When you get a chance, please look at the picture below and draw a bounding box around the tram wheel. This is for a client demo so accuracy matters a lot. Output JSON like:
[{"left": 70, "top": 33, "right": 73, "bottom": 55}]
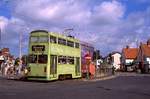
[{"left": 59, "top": 75, "right": 65, "bottom": 80}]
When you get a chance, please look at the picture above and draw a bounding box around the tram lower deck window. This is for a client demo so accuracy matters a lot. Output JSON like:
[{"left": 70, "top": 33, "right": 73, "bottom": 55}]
[
  {"left": 29, "top": 55, "right": 37, "bottom": 63},
  {"left": 38, "top": 55, "right": 48, "bottom": 63},
  {"left": 28, "top": 54, "right": 47, "bottom": 64},
  {"left": 58, "top": 56, "right": 66, "bottom": 64},
  {"left": 67, "top": 57, "right": 74, "bottom": 64}
]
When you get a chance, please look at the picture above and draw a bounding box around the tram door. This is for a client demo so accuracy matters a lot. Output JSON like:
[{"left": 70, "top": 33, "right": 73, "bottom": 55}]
[
  {"left": 75, "top": 57, "right": 80, "bottom": 76},
  {"left": 50, "top": 55, "right": 57, "bottom": 77}
]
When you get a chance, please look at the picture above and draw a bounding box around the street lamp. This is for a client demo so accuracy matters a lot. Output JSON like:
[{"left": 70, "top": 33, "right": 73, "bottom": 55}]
[
  {"left": 0, "top": 20, "right": 2, "bottom": 50},
  {"left": 18, "top": 26, "right": 29, "bottom": 74},
  {"left": 0, "top": 25, "right": 1, "bottom": 50},
  {"left": 18, "top": 31, "right": 22, "bottom": 74}
]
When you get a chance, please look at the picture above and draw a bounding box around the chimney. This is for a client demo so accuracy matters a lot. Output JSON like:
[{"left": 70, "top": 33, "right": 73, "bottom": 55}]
[
  {"left": 126, "top": 45, "right": 129, "bottom": 49},
  {"left": 147, "top": 39, "right": 150, "bottom": 47}
]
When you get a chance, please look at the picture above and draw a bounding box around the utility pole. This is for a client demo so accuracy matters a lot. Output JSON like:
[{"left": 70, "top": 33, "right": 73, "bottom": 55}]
[
  {"left": 19, "top": 31, "right": 22, "bottom": 74},
  {"left": 0, "top": 20, "right": 2, "bottom": 50},
  {"left": 19, "top": 31, "right": 22, "bottom": 60},
  {"left": 0, "top": 27, "right": 1, "bottom": 50}
]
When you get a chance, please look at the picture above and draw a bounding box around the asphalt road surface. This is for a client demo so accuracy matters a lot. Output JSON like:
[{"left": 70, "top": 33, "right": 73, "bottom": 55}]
[{"left": 0, "top": 73, "right": 150, "bottom": 99}]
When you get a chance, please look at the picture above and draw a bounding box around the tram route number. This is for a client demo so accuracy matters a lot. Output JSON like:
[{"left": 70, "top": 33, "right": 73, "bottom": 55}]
[{"left": 32, "top": 45, "right": 45, "bottom": 52}]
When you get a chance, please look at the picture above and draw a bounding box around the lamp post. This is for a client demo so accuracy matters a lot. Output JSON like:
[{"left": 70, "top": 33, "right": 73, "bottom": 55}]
[
  {"left": 0, "top": 20, "right": 2, "bottom": 50},
  {"left": 18, "top": 31, "right": 22, "bottom": 74},
  {"left": 0, "top": 25, "right": 1, "bottom": 50},
  {"left": 18, "top": 26, "right": 29, "bottom": 74}
]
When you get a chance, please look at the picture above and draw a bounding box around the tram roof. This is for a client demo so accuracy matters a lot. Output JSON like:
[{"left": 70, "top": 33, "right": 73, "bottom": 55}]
[
  {"left": 30, "top": 30, "right": 49, "bottom": 34},
  {"left": 30, "top": 30, "right": 80, "bottom": 42}
]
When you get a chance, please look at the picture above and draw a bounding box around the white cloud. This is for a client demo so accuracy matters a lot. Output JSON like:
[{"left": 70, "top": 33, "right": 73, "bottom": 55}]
[
  {"left": 0, "top": 16, "right": 8, "bottom": 31},
  {"left": 93, "top": 0, "right": 125, "bottom": 22},
  {"left": 1, "top": 0, "right": 150, "bottom": 56}
]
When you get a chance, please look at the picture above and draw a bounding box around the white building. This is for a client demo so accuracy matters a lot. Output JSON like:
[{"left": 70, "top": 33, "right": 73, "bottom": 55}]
[{"left": 111, "top": 52, "right": 121, "bottom": 70}]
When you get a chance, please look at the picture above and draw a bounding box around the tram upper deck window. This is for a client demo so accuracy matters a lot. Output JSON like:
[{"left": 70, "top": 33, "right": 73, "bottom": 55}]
[
  {"left": 28, "top": 55, "right": 37, "bottom": 63},
  {"left": 58, "top": 38, "right": 66, "bottom": 45},
  {"left": 30, "top": 36, "right": 48, "bottom": 43},
  {"left": 75, "top": 43, "right": 80, "bottom": 48},
  {"left": 67, "top": 41, "right": 74, "bottom": 47},
  {"left": 50, "top": 36, "right": 57, "bottom": 43},
  {"left": 30, "top": 37, "right": 38, "bottom": 42},
  {"left": 38, "top": 37, "right": 48, "bottom": 42},
  {"left": 38, "top": 55, "right": 48, "bottom": 64}
]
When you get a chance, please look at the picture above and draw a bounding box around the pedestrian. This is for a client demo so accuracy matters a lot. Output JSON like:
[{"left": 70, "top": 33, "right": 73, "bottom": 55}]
[
  {"left": 0, "top": 55, "right": 5, "bottom": 73},
  {"left": 89, "top": 62, "right": 96, "bottom": 79},
  {"left": 112, "top": 66, "right": 115, "bottom": 75}
]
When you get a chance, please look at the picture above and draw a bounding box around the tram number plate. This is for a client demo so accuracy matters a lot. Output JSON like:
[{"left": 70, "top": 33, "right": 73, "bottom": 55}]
[{"left": 32, "top": 45, "right": 45, "bottom": 52}]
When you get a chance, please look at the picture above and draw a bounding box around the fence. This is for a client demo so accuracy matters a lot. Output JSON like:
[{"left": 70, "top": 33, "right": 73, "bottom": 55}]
[{"left": 95, "top": 65, "right": 114, "bottom": 78}]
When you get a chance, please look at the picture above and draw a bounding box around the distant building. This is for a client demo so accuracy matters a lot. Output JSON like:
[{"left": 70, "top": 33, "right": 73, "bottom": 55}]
[
  {"left": 111, "top": 52, "right": 121, "bottom": 70},
  {"left": 122, "top": 46, "right": 138, "bottom": 71},
  {"left": 137, "top": 40, "right": 150, "bottom": 73},
  {"left": 1, "top": 48, "right": 10, "bottom": 57}
]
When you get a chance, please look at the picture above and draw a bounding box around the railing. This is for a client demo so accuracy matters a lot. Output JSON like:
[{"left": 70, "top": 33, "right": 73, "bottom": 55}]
[{"left": 95, "top": 66, "right": 114, "bottom": 78}]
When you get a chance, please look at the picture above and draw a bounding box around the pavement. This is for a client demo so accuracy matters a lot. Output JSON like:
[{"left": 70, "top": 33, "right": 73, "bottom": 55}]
[{"left": 1, "top": 72, "right": 150, "bottom": 99}]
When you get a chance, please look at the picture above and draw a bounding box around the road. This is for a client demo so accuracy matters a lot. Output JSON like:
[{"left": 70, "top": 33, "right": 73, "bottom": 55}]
[{"left": 0, "top": 73, "right": 150, "bottom": 99}]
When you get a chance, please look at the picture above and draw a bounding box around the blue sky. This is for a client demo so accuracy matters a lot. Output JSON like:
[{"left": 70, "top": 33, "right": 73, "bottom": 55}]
[{"left": 0, "top": 0, "right": 150, "bottom": 56}]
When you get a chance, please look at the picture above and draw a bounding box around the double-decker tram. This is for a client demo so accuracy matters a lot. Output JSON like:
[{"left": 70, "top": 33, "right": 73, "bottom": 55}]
[{"left": 27, "top": 30, "right": 81, "bottom": 81}]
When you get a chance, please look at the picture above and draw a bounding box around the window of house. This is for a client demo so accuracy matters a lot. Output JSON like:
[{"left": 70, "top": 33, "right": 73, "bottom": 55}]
[
  {"left": 58, "top": 38, "right": 66, "bottom": 45},
  {"left": 50, "top": 36, "right": 57, "bottom": 43},
  {"left": 58, "top": 56, "right": 66, "bottom": 64},
  {"left": 75, "top": 43, "right": 80, "bottom": 48},
  {"left": 67, "top": 40, "right": 74, "bottom": 47}
]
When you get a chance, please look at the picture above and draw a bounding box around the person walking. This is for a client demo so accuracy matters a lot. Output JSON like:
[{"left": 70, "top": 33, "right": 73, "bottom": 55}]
[{"left": 112, "top": 66, "right": 115, "bottom": 75}]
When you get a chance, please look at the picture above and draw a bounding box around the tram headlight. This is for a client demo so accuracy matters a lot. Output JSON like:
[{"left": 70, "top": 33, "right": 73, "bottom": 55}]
[
  {"left": 44, "top": 67, "right": 47, "bottom": 72},
  {"left": 27, "top": 67, "right": 31, "bottom": 72}
]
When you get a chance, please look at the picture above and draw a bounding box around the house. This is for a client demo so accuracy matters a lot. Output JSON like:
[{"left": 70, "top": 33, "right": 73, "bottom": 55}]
[
  {"left": 122, "top": 46, "right": 138, "bottom": 71},
  {"left": 111, "top": 52, "right": 121, "bottom": 70},
  {"left": 1, "top": 48, "right": 10, "bottom": 57},
  {"left": 137, "top": 40, "right": 150, "bottom": 73}
]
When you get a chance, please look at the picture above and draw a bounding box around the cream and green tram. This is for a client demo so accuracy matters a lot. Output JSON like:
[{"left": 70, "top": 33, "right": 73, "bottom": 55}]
[{"left": 27, "top": 30, "right": 81, "bottom": 81}]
